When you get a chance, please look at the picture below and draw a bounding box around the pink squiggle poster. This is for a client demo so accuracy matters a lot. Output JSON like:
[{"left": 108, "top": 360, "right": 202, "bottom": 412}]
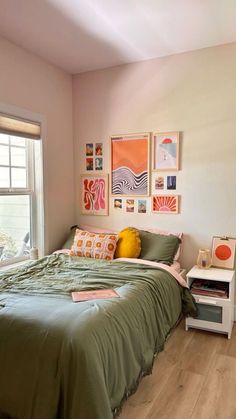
[
  {"left": 92, "top": 179, "right": 105, "bottom": 210},
  {"left": 82, "top": 175, "right": 108, "bottom": 215}
]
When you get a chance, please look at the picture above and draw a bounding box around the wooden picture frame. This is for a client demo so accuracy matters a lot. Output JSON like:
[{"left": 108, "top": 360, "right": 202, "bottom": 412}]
[
  {"left": 152, "top": 195, "right": 179, "bottom": 214},
  {"left": 111, "top": 132, "right": 150, "bottom": 196},
  {"left": 81, "top": 174, "right": 109, "bottom": 215},
  {"left": 153, "top": 131, "right": 179, "bottom": 171},
  {"left": 211, "top": 236, "right": 236, "bottom": 269}
]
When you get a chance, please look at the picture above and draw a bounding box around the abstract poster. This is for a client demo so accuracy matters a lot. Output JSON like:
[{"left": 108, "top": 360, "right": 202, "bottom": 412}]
[
  {"left": 152, "top": 195, "right": 179, "bottom": 214},
  {"left": 211, "top": 237, "right": 236, "bottom": 269},
  {"left": 81, "top": 174, "right": 108, "bottom": 215},
  {"left": 111, "top": 133, "right": 150, "bottom": 196},
  {"left": 153, "top": 132, "right": 179, "bottom": 171}
]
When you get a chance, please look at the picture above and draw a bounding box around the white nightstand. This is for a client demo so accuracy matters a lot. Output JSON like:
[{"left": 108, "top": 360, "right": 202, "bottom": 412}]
[{"left": 185, "top": 266, "right": 235, "bottom": 339}]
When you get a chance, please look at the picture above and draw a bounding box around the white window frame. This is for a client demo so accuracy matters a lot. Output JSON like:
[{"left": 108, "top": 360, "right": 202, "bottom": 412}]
[{"left": 0, "top": 103, "right": 46, "bottom": 268}]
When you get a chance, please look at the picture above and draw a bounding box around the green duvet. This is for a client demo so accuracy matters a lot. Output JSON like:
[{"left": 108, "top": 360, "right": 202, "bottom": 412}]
[{"left": 0, "top": 254, "right": 196, "bottom": 419}]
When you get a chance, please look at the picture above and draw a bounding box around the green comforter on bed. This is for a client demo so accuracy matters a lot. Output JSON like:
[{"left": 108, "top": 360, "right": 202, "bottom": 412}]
[{"left": 0, "top": 254, "right": 196, "bottom": 419}]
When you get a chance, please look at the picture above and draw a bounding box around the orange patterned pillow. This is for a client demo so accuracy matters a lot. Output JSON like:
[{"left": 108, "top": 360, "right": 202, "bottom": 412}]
[{"left": 70, "top": 229, "right": 118, "bottom": 260}]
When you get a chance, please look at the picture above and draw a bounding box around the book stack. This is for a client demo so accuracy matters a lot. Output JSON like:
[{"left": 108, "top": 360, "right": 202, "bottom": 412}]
[{"left": 190, "top": 279, "right": 228, "bottom": 298}]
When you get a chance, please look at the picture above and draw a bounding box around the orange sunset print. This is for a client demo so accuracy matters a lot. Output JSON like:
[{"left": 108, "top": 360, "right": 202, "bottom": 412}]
[{"left": 152, "top": 195, "right": 179, "bottom": 214}]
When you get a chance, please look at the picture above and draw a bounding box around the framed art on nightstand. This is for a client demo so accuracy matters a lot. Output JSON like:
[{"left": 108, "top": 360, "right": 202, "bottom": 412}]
[
  {"left": 153, "top": 132, "right": 179, "bottom": 171},
  {"left": 81, "top": 174, "right": 109, "bottom": 215},
  {"left": 211, "top": 236, "right": 236, "bottom": 269},
  {"left": 111, "top": 132, "right": 150, "bottom": 196}
]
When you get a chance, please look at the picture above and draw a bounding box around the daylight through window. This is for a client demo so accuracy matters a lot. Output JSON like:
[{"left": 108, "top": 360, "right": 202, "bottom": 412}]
[{"left": 0, "top": 114, "right": 43, "bottom": 266}]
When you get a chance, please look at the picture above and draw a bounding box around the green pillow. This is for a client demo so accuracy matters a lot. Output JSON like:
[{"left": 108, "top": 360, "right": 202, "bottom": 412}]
[
  {"left": 139, "top": 230, "right": 181, "bottom": 265},
  {"left": 61, "top": 225, "right": 78, "bottom": 249}
]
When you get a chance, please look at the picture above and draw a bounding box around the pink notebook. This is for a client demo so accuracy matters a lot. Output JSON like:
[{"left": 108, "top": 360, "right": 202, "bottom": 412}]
[{"left": 71, "top": 289, "right": 120, "bottom": 302}]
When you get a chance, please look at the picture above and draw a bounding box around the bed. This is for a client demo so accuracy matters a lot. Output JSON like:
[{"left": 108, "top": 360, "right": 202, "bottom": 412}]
[{"left": 0, "top": 233, "right": 196, "bottom": 419}]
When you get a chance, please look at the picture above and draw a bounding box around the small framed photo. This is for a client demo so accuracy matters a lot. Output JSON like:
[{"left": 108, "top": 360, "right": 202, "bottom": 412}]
[
  {"left": 155, "top": 175, "right": 164, "bottom": 190},
  {"left": 138, "top": 199, "right": 147, "bottom": 214},
  {"left": 86, "top": 158, "right": 93, "bottom": 171},
  {"left": 211, "top": 236, "right": 236, "bottom": 269},
  {"left": 167, "top": 175, "right": 176, "bottom": 190},
  {"left": 126, "top": 199, "right": 134, "bottom": 213},
  {"left": 86, "top": 143, "right": 93, "bottom": 156},
  {"left": 152, "top": 195, "right": 179, "bottom": 214},
  {"left": 81, "top": 174, "right": 109, "bottom": 215},
  {"left": 95, "top": 157, "right": 103, "bottom": 171},
  {"left": 114, "top": 198, "right": 122, "bottom": 210},
  {"left": 153, "top": 132, "right": 179, "bottom": 171},
  {"left": 95, "top": 143, "right": 103, "bottom": 156}
]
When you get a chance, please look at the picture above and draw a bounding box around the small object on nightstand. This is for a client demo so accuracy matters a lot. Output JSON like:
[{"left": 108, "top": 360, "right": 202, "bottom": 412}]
[
  {"left": 185, "top": 266, "right": 235, "bottom": 339},
  {"left": 197, "top": 249, "right": 212, "bottom": 269}
]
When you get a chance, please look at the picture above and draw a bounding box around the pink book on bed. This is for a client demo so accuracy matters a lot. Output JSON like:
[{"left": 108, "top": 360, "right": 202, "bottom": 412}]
[{"left": 72, "top": 289, "right": 120, "bottom": 302}]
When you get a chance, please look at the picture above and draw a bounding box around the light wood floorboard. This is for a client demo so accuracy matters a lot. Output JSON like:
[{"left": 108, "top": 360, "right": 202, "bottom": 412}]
[{"left": 118, "top": 320, "right": 236, "bottom": 419}]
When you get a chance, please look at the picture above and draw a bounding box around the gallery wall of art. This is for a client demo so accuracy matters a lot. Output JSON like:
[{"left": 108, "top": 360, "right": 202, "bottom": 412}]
[{"left": 73, "top": 42, "right": 236, "bottom": 270}]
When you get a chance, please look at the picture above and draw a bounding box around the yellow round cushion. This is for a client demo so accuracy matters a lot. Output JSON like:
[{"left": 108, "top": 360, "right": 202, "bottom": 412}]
[{"left": 115, "top": 227, "right": 141, "bottom": 258}]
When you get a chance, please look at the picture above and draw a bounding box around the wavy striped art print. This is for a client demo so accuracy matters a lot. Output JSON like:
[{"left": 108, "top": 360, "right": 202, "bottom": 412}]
[
  {"left": 111, "top": 133, "right": 150, "bottom": 196},
  {"left": 81, "top": 174, "right": 108, "bottom": 215}
]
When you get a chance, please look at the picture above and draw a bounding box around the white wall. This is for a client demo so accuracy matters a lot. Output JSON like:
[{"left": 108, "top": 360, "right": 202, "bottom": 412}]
[
  {"left": 0, "top": 36, "right": 75, "bottom": 253},
  {"left": 73, "top": 43, "right": 236, "bottom": 270}
]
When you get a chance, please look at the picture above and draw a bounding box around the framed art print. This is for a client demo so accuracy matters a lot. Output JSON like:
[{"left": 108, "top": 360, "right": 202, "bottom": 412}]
[
  {"left": 113, "top": 198, "right": 122, "bottom": 210},
  {"left": 152, "top": 195, "right": 179, "bottom": 214},
  {"left": 152, "top": 173, "right": 177, "bottom": 193},
  {"left": 111, "top": 132, "right": 150, "bottom": 196},
  {"left": 138, "top": 199, "right": 147, "bottom": 214},
  {"left": 81, "top": 174, "right": 108, "bottom": 215},
  {"left": 86, "top": 143, "right": 93, "bottom": 156},
  {"left": 153, "top": 132, "right": 179, "bottom": 171},
  {"left": 211, "top": 236, "right": 236, "bottom": 269}
]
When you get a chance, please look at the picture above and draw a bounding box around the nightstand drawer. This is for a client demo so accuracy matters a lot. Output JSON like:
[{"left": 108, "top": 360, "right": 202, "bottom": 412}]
[
  {"left": 186, "top": 266, "right": 235, "bottom": 338},
  {"left": 195, "top": 303, "right": 222, "bottom": 323}
]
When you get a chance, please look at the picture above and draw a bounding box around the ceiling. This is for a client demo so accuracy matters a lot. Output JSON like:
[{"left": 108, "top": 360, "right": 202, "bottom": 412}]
[{"left": 0, "top": 0, "right": 236, "bottom": 74}]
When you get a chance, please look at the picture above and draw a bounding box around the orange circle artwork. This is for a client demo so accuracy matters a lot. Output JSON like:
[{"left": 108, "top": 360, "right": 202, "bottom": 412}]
[{"left": 215, "top": 244, "right": 231, "bottom": 261}]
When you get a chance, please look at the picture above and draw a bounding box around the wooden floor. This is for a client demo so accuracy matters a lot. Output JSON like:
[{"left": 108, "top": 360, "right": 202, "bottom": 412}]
[{"left": 119, "top": 320, "right": 236, "bottom": 419}]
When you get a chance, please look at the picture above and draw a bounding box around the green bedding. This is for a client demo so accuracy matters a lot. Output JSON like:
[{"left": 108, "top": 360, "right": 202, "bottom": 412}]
[{"left": 0, "top": 254, "right": 196, "bottom": 419}]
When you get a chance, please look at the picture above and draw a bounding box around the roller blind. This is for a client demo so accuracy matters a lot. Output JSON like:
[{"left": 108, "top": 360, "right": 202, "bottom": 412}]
[{"left": 0, "top": 113, "right": 41, "bottom": 139}]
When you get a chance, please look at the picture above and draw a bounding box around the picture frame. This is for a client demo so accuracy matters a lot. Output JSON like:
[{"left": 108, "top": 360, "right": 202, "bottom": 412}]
[
  {"left": 126, "top": 199, "right": 135, "bottom": 213},
  {"left": 86, "top": 143, "right": 93, "bottom": 156},
  {"left": 138, "top": 199, "right": 147, "bottom": 214},
  {"left": 86, "top": 157, "right": 93, "bottom": 171},
  {"left": 211, "top": 236, "right": 236, "bottom": 269},
  {"left": 152, "top": 173, "right": 177, "bottom": 193},
  {"left": 111, "top": 132, "right": 150, "bottom": 196},
  {"left": 113, "top": 198, "right": 122, "bottom": 210},
  {"left": 152, "top": 195, "right": 179, "bottom": 214},
  {"left": 81, "top": 174, "right": 109, "bottom": 215},
  {"left": 153, "top": 131, "right": 179, "bottom": 171}
]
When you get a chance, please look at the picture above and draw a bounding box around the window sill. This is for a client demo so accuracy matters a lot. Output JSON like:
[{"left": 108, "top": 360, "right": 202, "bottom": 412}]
[{"left": 0, "top": 257, "right": 30, "bottom": 271}]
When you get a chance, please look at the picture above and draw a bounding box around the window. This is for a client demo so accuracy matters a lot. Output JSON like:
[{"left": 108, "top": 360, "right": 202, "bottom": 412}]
[{"left": 0, "top": 113, "right": 43, "bottom": 266}]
